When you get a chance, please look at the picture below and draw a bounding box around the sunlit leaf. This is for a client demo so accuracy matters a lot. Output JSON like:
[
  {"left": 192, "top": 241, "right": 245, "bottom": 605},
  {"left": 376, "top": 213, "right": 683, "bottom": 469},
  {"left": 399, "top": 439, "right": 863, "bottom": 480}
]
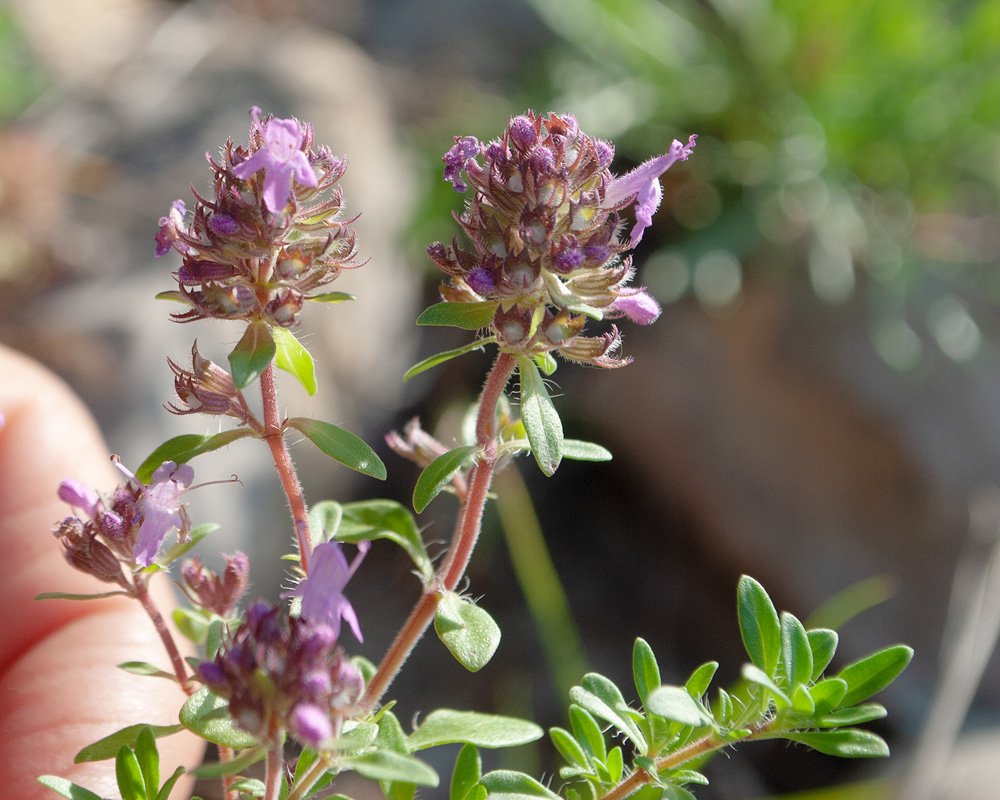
[
  {"left": 434, "top": 592, "right": 501, "bottom": 672},
  {"left": 451, "top": 744, "right": 482, "bottom": 800},
  {"left": 228, "top": 320, "right": 275, "bottom": 389},
  {"left": 273, "top": 325, "right": 317, "bottom": 396},
  {"left": 417, "top": 300, "right": 499, "bottom": 330},
  {"left": 404, "top": 338, "right": 495, "bottom": 382},
  {"left": 340, "top": 751, "right": 438, "bottom": 786},
  {"left": 337, "top": 499, "right": 433, "bottom": 582},
  {"left": 646, "top": 686, "right": 713, "bottom": 728},
  {"left": 74, "top": 724, "right": 184, "bottom": 763},
  {"left": 408, "top": 710, "right": 543, "bottom": 750},
  {"left": 785, "top": 729, "right": 890, "bottom": 758},
  {"left": 413, "top": 445, "right": 478, "bottom": 513},
  {"left": 286, "top": 417, "right": 387, "bottom": 480},
  {"left": 178, "top": 687, "right": 259, "bottom": 749},
  {"left": 37, "top": 776, "right": 104, "bottom": 800},
  {"left": 136, "top": 431, "right": 254, "bottom": 483},
  {"left": 517, "top": 356, "right": 563, "bottom": 476},
  {"left": 836, "top": 645, "right": 913, "bottom": 707},
  {"left": 737, "top": 576, "right": 781, "bottom": 678}
]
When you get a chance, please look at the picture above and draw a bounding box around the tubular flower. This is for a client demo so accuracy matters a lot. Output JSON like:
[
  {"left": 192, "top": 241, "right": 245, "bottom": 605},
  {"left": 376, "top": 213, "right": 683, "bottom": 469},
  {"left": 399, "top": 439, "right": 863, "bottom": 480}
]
[
  {"left": 283, "top": 540, "right": 369, "bottom": 642},
  {"left": 198, "top": 601, "right": 364, "bottom": 748},
  {"left": 426, "top": 111, "right": 695, "bottom": 367},
  {"left": 155, "top": 107, "right": 361, "bottom": 328}
]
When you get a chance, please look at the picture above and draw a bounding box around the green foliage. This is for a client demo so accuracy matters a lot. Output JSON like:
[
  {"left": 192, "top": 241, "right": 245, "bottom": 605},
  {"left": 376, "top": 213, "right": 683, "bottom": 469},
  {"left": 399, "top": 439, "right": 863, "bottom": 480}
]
[
  {"left": 417, "top": 300, "right": 501, "bottom": 329},
  {"left": 413, "top": 445, "right": 479, "bottom": 512},
  {"left": 273, "top": 325, "right": 317, "bottom": 396},
  {"left": 435, "top": 591, "right": 502, "bottom": 671},
  {"left": 42, "top": 726, "right": 185, "bottom": 800},
  {"left": 73, "top": 723, "right": 184, "bottom": 764},
  {"left": 229, "top": 320, "right": 276, "bottom": 389},
  {"left": 137, "top": 432, "right": 254, "bottom": 483},
  {"left": 310, "top": 498, "right": 433, "bottom": 582},
  {"left": 407, "top": 710, "right": 543, "bottom": 750},
  {"left": 517, "top": 356, "right": 564, "bottom": 476},
  {"left": 404, "top": 338, "right": 495, "bottom": 381},
  {"left": 178, "top": 687, "right": 260, "bottom": 749},
  {"left": 539, "top": 578, "right": 911, "bottom": 799},
  {"left": 285, "top": 417, "right": 387, "bottom": 480}
]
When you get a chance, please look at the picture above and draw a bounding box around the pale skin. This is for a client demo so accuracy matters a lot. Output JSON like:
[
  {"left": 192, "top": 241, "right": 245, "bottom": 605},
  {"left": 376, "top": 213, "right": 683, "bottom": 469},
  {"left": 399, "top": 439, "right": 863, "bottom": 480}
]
[{"left": 0, "top": 344, "right": 202, "bottom": 800}]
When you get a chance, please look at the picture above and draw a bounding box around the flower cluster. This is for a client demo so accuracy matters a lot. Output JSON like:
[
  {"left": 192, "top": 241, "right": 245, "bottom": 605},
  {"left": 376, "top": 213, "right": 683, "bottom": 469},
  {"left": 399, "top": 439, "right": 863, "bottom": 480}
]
[
  {"left": 155, "top": 108, "right": 361, "bottom": 328},
  {"left": 55, "top": 460, "right": 194, "bottom": 574},
  {"left": 198, "top": 601, "right": 364, "bottom": 749},
  {"left": 181, "top": 552, "right": 250, "bottom": 618},
  {"left": 427, "top": 111, "right": 695, "bottom": 367},
  {"left": 166, "top": 341, "right": 253, "bottom": 423}
]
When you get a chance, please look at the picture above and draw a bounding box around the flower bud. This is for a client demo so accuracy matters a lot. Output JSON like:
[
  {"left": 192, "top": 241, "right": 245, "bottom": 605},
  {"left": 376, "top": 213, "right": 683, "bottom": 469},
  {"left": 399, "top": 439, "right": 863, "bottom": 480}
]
[
  {"left": 181, "top": 552, "right": 250, "bottom": 617},
  {"left": 53, "top": 517, "right": 128, "bottom": 587}
]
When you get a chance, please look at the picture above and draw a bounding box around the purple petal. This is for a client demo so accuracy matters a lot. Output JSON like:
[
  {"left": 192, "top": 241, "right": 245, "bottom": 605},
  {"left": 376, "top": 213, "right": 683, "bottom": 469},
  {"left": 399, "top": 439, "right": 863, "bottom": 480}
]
[
  {"left": 610, "top": 290, "right": 662, "bottom": 326},
  {"left": 291, "top": 703, "right": 332, "bottom": 748},
  {"left": 58, "top": 479, "right": 100, "bottom": 517}
]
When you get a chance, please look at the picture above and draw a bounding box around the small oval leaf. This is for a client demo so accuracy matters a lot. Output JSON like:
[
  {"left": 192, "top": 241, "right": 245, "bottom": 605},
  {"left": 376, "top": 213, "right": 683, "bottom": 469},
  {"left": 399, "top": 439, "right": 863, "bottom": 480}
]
[
  {"left": 337, "top": 499, "right": 433, "bottom": 582},
  {"left": 434, "top": 592, "right": 501, "bottom": 672},
  {"left": 137, "top": 431, "right": 255, "bottom": 483},
  {"left": 785, "top": 729, "right": 890, "bottom": 758},
  {"left": 737, "top": 576, "right": 781, "bottom": 678},
  {"left": 404, "top": 339, "right": 494, "bottom": 382},
  {"left": 408, "top": 710, "right": 543, "bottom": 751},
  {"left": 413, "top": 445, "right": 478, "bottom": 513},
  {"left": 178, "top": 687, "right": 259, "bottom": 749},
  {"left": 228, "top": 320, "right": 276, "bottom": 389},
  {"left": 561, "top": 439, "right": 612, "bottom": 462},
  {"left": 75, "top": 723, "right": 184, "bottom": 763},
  {"left": 646, "top": 686, "right": 713, "bottom": 728},
  {"left": 478, "top": 770, "right": 560, "bottom": 800},
  {"left": 341, "top": 751, "right": 439, "bottom": 786},
  {"left": 286, "top": 417, "right": 387, "bottom": 480},
  {"left": 836, "top": 645, "right": 913, "bottom": 707},
  {"left": 273, "top": 325, "right": 317, "bottom": 396},
  {"left": 517, "top": 357, "right": 563, "bottom": 476},
  {"left": 417, "top": 301, "right": 499, "bottom": 330},
  {"left": 37, "top": 776, "right": 105, "bottom": 800}
]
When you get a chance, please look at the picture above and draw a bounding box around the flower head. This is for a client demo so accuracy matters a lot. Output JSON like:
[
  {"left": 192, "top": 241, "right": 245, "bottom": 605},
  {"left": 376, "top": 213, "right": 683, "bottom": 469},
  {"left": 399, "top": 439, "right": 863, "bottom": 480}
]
[
  {"left": 426, "top": 112, "right": 695, "bottom": 368},
  {"left": 284, "top": 540, "right": 369, "bottom": 642},
  {"left": 198, "top": 601, "right": 364, "bottom": 747},
  {"left": 232, "top": 111, "right": 318, "bottom": 213}
]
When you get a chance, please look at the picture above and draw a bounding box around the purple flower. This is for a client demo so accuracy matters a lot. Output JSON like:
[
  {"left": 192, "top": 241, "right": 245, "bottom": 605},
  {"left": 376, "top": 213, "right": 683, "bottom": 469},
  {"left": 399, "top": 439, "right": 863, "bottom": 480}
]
[
  {"left": 233, "top": 114, "right": 318, "bottom": 213},
  {"left": 115, "top": 460, "right": 194, "bottom": 567},
  {"left": 443, "top": 136, "right": 481, "bottom": 192},
  {"left": 605, "top": 134, "right": 698, "bottom": 246},
  {"left": 610, "top": 290, "right": 662, "bottom": 326},
  {"left": 58, "top": 479, "right": 100, "bottom": 517},
  {"left": 155, "top": 200, "right": 189, "bottom": 257},
  {"left": 285, "top": 540, "right": 369, "bottom": 641},
  {"left": 290, "top": 702, "right": 332, "bottom": 748}
]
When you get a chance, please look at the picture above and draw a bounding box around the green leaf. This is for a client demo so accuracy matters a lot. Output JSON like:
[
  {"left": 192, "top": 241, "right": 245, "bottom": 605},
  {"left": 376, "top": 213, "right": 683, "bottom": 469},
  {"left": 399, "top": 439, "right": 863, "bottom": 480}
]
[
  {"left": 117, "top": 661, "right": 175, "bottom": 681},
  {"left": 330, "top": 721, "right": 379, "bottom": 752},
  {"left": 228, "top": 320, "right": 276, "bottom": 389},
  {"left": 606, "top": 745, "right": 624, "bottom": 783},
  {"left": 737, "top": 576, "right": 781, "bottom": 678},
  {"left": 116, "top": 745, "right": 145, "bottom": 800},
  {"left": 785, "top": 729, "right": 890, "bottom": 758},
  {"left": 517, "top": 356, "right": 563, "bottom": 476},
  {"left": 791, "top": 684, "right": 816, "bottom": 714},
  {"left": 569, "top": 673, "right": 647, "bottom": 753},
  {"left": 404, "top": 338, "right": 495, "bottom": 382},
  {"left": 569, "top": 706, "right": 606, "bottom": 761},
  {"left": 561, "top": 439, "right": 612, "bottom": 462},
  {"left": 815, "top": 703, "right": 887, "bottom": 727},
  {"left": 337, "top": 499, "right": 433, "bottom": 582},
  {"left": 308, "top": 291, "right": 356, "bottom": 303},
  {"left": 408, "top": 709, "right": 543, "bottom": 750},
  {"left": 376, "top": 710, "right": 411, "bottom": 754},
  {"left": 190, "top": 747, "right": 266, "bottom": 779},
  {"left": 156, "top": 767, "right": 186, "bottom": 800},
  {"left": 646, "top": 686, "right": 713, "bottom": 728},
  {"left": 661, "top": 784, "right": 698, "bottom": 800},
  {"left": 413, "top": 445, "right": 478, "bottom": 513},
  {"left": 206, "top": 618, "right": 225, "bottom": 659},
  {"left": 550, "top": 728, "right": 589, "bottom": 769},
  {"left": 478, "top": 770, "right": 560, "bottom": 800},
  {"left": 417, "top": 300, "right": 499, "bottom": 329},
  {"left": 809, "top": 678, "right": 848, "bottom": 715},
  {"left": 807, "top": 628, "right": 840, "bottom": 680},
  {"left": 35, "top": 590, "right": 130, "bottom": 601},
  {"left": 159, "top": 522, "right": 217, "bottom": 566},
  {"left": 37, "top": 776, "right": 105, "bottom": 800},
  {"left": 341, "top": 751, "right": 439, "bottom": 786},
  {"left": 308, "top": 500, "right": 343, "bottom": 546},
  {"left": 741, "top": 663, "right": 791, "bottom": 708},
  {"left": 685, "top": 661, "right": 719, "bottom": 700},
  {"left": 781, "top": 612, "right": 813, "bottom": 690},
  {"left": 75, "top": 724, "right": 184, "bottom": 763},
  {"left": 226, "top": 778, "right": 265, "bottom": 798},
  {"left": 178, "top": 687, "right": 259, "bottom": 749},
  {"left": 137, "top": 430, "right": 254, "bottom": 483},
  {"left": 172, "top": 607, "right": 212, "bottom": 645},
  {"left": 273, "top": 325, "right": 317, "bottom": 396},
  {"left": 451, "top": 744, "right": 482, "bottom": 800},
  {"left": 286, "top": 417, "right": 387, "bottom": 480},
  {"left": 715, "top": 688, "right": 733, "bottom": 726},
  {"left": 632, "top": 638, "right": 661, "bottom": 706},
  {"left": 434, "top": 591, "right": 501, "bottom": 672},
  {"left": 134, "top": 727, "right": 159, "bottom": 800},
  {"left": 836, "top": 645, "right": 913, "bottom": 707}
]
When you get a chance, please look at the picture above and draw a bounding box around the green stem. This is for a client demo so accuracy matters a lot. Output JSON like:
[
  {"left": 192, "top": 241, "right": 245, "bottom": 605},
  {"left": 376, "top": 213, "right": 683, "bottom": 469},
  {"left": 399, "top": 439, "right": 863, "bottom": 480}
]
[
  {"left": 260, "top": 361, "right": 312, "bottom": 573},
  {"left": 360, "top": 353, "right": 516, "bottom": 711}
]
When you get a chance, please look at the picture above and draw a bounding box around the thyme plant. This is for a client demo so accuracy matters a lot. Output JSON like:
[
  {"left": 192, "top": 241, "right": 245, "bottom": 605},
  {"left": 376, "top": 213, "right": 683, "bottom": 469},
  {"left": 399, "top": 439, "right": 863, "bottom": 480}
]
[{"left": 37, "top": 109, "right": 911, "bottom": 800}]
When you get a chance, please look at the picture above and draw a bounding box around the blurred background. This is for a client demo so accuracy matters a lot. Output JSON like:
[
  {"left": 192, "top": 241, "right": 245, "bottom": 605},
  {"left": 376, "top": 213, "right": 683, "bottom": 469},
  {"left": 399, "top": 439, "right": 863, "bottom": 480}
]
[{"left": 2, "top": 0, "right": 999, "bottom": 798}]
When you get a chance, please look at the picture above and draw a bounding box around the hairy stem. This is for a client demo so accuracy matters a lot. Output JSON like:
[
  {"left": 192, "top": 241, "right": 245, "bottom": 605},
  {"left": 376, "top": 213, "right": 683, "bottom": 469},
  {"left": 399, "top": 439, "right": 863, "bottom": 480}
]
[
  {"left": 360, "top": 353, "right": 517, "bottom": 711},
  {"left": 260, "top": 361, "right": 312, "bottom": 573},
  {"left": 263, "top": 738, "right": 284, "bottom": 800},
  {"left": 133, "top": 575, "right": 192, "bottom": 694},
  {"left": 601, "top": 734, "right": 723, "bottom": 800},
  {"left": 286, "top": 757, "right": 329, "bottom": 800}
]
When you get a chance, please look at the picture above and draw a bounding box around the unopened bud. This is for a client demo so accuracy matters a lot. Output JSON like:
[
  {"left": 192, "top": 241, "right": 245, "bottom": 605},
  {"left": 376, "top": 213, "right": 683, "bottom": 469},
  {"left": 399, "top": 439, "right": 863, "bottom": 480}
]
[
  {"left": 181, "top": 552, "right": 250, "bottom": 617},
  {"left": 53, "top": 517, "right": 128, "bottom": 587}
]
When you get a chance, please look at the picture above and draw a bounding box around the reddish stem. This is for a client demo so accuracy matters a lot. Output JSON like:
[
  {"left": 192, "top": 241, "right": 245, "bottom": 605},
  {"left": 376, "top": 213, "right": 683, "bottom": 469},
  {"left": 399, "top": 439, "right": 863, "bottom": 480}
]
[
  {"left": 360, "top": 353, "right": 516, "bottom": 711},
  {"left": 259, "top": 362, "right": 312, "bottom": 573},
  {"left": 133, "top": 575, "right": 193, "bottom": 694}
]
